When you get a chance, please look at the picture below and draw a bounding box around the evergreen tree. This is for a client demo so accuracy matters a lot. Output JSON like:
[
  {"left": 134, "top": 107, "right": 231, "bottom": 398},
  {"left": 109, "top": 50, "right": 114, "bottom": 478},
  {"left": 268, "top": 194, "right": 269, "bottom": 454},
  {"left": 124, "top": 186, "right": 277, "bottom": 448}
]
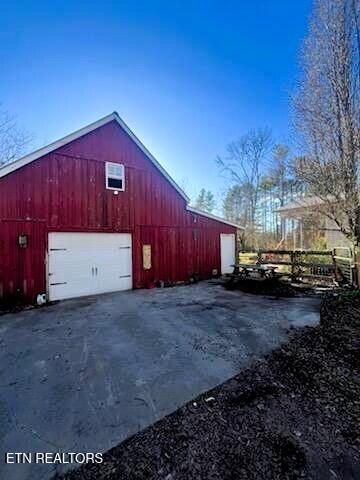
[{"left": 194, "top": 188, "right": 216, "bottom": 213}]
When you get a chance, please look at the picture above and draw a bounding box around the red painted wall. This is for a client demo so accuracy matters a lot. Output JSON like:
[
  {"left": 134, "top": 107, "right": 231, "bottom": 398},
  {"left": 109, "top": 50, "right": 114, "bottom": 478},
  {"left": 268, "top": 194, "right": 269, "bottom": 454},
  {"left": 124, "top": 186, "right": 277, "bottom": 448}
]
[{"left": 0, "top": 120, "right": 236, "bottom": 303}]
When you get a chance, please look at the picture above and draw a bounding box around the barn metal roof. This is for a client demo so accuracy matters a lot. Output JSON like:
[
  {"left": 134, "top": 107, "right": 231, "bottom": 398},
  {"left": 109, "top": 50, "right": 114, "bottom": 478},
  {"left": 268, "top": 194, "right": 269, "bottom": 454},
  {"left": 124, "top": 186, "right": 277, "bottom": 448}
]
[{"left": 186, "top": 206, "right": 244, "bottom": 229}]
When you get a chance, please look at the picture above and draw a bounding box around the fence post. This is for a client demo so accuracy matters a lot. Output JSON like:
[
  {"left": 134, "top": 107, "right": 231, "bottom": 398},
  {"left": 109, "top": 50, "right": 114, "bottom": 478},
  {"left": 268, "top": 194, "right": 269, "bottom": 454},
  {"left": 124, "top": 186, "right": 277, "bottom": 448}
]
[
  {"left": 290, "top": 252, "right": 295, "bottom": 281},
  {"left": 331, "top": 249, "right": 338, "bottom": 282},
  {"left": 291, "top": 251, "right": 301, "bottom": 282},
  {"left": 354, "top": 246, "right": 360, "bottom": 288}
]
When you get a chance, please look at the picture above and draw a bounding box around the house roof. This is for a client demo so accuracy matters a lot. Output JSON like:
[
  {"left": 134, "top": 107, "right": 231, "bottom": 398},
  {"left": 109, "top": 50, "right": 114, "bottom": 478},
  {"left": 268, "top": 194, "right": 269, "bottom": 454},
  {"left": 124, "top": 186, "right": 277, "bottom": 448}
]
[
  {"left": 277, "top": 196, "right": 324, "bottom": 212},
  {"left": 276, "top": 196, "right": 325, "bottom": 218},
  {"left": 0, "top": 112, "right": 244, "bottom": 229}
]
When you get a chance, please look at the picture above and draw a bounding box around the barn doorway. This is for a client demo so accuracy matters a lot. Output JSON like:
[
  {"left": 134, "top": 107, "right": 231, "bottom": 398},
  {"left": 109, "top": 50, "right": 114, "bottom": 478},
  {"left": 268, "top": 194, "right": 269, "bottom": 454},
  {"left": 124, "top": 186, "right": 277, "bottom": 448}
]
[
  {"left": 220, "top": 233, "right": 235, "bottom": 274},
  {"left": 48, "top": 232, "right": 132, "bottom": 301}
]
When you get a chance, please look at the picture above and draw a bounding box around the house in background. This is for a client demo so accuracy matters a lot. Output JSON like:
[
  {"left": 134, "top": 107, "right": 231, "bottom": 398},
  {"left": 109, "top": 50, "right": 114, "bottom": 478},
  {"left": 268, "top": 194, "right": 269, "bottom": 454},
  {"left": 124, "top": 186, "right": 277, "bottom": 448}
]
[
  {"left": 0, "top": 112, "right": 243, "bottom": 304},
  {"left": 276, "top": 197, "right": 351, "bottom": 250}
]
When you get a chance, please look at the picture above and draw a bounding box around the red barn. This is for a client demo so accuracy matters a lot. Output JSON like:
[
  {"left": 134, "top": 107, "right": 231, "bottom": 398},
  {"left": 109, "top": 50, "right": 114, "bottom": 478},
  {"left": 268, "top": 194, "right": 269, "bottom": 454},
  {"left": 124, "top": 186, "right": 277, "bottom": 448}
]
[{"left": 0, "top": 112, "right": 242, "bottom": 304}]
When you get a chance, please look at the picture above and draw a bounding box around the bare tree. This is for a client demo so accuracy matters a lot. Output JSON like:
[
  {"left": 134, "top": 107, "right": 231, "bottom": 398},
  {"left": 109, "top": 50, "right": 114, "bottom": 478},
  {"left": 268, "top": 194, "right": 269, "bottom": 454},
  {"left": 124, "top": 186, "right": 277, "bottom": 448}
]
[
  {"left": 293, "top": 0, "right": 360, "bottom": 243},
  {"left": 267, "top": 145, "right": 296, "bottom": 239},
  {"left": 222, "top": 184, "right": 247, "bottom": 226},
  {"left": 217, "top": 128, "right": 273, "bottom": 230},
  {"left": 269, "top": 145, "right": 290, "bottom": 205},
  {"left": 177, "top": 176, "right": 191, "bottom": 197},
  {"left": 0, "top": 107, "right": 32, "bottom": 166}
]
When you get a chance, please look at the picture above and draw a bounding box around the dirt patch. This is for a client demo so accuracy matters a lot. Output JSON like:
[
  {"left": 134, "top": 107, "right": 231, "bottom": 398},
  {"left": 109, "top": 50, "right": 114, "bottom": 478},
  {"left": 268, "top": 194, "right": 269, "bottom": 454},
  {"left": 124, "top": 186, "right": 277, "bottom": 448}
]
[
  {"left": 0, "top": 301, "right": 35, "bottom": 316},
  {"left": 55, "top": 293, "right": 360, "bottom": 480},
  {"left": 225, "top": 276, "right": 298, "bottom": 297}
]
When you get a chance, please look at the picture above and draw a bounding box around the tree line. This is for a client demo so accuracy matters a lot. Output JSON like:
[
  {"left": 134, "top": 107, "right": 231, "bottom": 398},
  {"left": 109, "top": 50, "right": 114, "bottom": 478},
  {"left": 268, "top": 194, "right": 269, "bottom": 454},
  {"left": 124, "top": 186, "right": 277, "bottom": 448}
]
[
  {"left": 193, "top": 136, "right": 303, "bottom": 249},
  {"left": 193, "top": 0, "right": 359, "bottom": 249}
]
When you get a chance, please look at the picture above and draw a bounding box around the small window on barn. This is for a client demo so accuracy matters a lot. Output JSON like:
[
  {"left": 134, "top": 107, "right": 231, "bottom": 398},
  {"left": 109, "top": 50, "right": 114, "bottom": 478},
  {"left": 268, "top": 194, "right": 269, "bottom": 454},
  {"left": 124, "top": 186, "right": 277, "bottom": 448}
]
[{"left": 105, "top": 162, "right": 125, "bottom": 191}]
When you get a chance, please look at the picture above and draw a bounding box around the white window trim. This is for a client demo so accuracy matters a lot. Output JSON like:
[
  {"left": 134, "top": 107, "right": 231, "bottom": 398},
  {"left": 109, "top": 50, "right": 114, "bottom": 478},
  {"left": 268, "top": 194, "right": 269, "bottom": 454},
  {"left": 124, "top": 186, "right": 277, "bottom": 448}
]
[{"left": 105, "top": 162, "right": 125, "bottom": 191}]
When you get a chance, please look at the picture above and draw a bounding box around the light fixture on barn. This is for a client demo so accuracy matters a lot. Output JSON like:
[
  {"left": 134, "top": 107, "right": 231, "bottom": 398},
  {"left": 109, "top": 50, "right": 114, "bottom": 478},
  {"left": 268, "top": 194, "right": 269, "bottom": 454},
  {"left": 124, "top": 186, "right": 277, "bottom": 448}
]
[{"left": 18, "top": 233, "right": 28, "bottom": 248}]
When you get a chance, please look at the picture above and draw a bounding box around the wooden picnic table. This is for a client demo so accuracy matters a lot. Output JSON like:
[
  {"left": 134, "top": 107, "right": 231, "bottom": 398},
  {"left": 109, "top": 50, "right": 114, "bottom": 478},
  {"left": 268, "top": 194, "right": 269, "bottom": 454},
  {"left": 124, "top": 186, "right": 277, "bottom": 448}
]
[{"left": 231, "top": 263, "right": 278, "bottom": 279}]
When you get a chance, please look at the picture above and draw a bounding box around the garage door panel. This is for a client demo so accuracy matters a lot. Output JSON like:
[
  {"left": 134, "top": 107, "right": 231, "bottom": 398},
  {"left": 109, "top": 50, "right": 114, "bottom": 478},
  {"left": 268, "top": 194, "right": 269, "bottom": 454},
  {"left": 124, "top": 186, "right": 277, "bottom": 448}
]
[
  {"left": 48, "top": 233, "right": 132, "bottom": 301},
  {"left": 49, "top": 253, "right": 96, "bottom": 283}
]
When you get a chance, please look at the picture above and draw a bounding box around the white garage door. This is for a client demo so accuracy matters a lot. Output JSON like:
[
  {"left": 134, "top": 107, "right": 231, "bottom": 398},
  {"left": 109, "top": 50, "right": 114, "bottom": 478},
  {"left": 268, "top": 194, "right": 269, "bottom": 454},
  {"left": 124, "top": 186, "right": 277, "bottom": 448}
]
[
  {"left": 48, "top": 232, "right": 132, "bottom": 301},
  {"left": 220, "top": 233, "right": 236, "bottom": 274}
]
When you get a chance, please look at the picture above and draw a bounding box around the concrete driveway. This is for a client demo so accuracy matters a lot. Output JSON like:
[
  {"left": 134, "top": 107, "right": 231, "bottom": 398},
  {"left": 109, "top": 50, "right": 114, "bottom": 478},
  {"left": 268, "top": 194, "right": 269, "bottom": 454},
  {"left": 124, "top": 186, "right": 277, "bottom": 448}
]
[{"left": 0, "top": 282, "right": 320, "bottom": 480}]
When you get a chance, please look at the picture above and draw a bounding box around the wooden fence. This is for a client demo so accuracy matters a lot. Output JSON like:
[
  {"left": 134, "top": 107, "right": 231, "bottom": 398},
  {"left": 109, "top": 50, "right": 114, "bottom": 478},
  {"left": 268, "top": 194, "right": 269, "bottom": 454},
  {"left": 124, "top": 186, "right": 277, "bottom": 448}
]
[
  {"left": 240, "top": 249, "right": 335, "bottom": 282},
  {"left": 239, "top": 248, "right": 360, "bottom": 286},
  {"left": 333, "top": 247, "right": 355, "bottom": 285}
]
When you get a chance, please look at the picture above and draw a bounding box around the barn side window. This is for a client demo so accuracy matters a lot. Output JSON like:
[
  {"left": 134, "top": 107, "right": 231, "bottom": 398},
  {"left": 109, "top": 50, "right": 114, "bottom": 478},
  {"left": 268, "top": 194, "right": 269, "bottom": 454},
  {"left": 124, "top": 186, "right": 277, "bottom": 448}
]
[{"left": 105, "top": 162, "right": 125, "bottom": 191}]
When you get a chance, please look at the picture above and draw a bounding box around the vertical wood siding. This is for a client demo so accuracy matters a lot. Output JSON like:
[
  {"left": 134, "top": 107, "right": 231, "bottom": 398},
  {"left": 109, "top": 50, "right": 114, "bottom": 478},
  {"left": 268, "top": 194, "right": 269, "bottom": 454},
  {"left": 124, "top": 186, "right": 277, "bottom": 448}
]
[
  {"left": 0, "top": 220, "right": 46, "bottom": 303},
  {"left": 0, "top": 120, "right": 236, "bottom": 303}
]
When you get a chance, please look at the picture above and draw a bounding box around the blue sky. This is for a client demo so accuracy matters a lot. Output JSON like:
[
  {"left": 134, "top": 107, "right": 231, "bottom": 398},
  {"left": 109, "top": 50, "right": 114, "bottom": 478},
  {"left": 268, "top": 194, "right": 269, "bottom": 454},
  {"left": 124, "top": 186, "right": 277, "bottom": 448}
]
[{"left": 0, "top": 0, "right": 312, "bottom": 207}]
